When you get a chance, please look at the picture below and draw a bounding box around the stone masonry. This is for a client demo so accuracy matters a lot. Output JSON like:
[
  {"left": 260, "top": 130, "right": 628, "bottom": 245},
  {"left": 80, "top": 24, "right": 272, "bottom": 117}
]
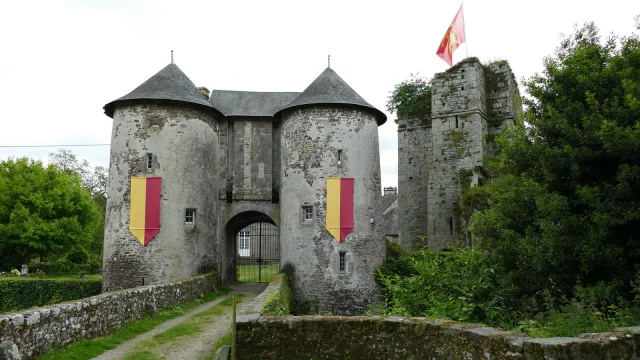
[
  {"left": 398, "top": 58, "right": 522, "bottom": 250},
  {"left": 102, "top": 63, "right": 387, "bottom": 315}
]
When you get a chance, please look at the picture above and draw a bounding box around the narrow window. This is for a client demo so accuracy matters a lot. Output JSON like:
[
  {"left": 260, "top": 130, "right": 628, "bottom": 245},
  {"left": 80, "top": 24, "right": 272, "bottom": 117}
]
[
  {"left": 302, "top": 206, "right": 313, "bottom": 221},
  {"left": 455, "top": 116, "right": 459, "bottom": 128},
  {"left": 146, "top": 153, "right": 153, "bottom": 170},
  {"left": 185, "top": 209, "right": 196, "bottom": 225},
  {"left": 449, "top": 217, "right": 453, "bottom": 235},
  {"left": 337, "top": 150, "right": 343, "bottom": 166},
  {"left": 339, "top": 252, "right": 346, "bottom": 274}
]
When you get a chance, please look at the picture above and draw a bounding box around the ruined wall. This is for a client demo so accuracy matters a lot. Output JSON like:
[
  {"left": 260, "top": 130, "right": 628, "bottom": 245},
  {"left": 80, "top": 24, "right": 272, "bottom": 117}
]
[
  {"left": 397, "top": 58, "right": 522, "bottom": 250},
  {"left": 397, "top": 116, "right": 431, "bottom": 250},
  {"left": 103, "top": 103, "right": 220, "bottom": 291},
  {"left": 0, "top": 273, "right": 218, "bottom": 360},
  {"left": 428, "top": 60, "right": 487, "bottom": 250},
  {"left": 279, "top": 105, "right": 385, "bottom": 315}
]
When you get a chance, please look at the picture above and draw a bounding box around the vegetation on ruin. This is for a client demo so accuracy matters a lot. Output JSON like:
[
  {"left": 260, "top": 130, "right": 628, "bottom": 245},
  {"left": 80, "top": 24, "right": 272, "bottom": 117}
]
[
  {"left": 386, "top": 73, "right": 432, "bottom": 121},
  {"left": 381, "top": 19, "right": 640, "bottom": 337}
]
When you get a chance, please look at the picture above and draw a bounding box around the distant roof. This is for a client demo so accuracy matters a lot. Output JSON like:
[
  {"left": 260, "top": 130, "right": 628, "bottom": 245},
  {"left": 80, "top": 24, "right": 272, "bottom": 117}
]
[
  {"left": 209, "top": 90, "right": 300, "bottom": 117},
  {"left": 385, "top": 210, "right": 398, "bottom": 236},
  {"left": 103, "top": 63, "right": 216, "bottom": 118},
  {"left": 278, "top": 68, "right": 387, "bottom": 125},
  {"left": 380, "top": 194, "right": 398, "bottom": 213}
]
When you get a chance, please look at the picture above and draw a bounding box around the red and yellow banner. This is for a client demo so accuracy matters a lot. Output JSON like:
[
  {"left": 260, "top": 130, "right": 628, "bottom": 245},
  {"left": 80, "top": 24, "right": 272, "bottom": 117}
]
[
  {"left": 130, "top": 177, "right": 162, "bottom": 246},
  {"left": 436, "top": 4, "right": 466, "bottom": 66},
  {"left": 326, "top": 177, "right": 354, "bottom": 243}
]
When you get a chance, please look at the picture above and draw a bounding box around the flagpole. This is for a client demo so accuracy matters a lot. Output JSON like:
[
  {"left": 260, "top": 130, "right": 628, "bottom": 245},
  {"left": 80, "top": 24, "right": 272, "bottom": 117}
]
[{"left": 462, "top": 1, "right": 468, "bottom": 59}]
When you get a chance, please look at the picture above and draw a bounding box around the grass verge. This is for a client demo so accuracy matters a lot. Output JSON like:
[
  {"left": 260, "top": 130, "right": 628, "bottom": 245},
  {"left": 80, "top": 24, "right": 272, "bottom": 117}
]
[
  {"left": 125, "top": 294, "right": 245, "bottom": 358},
  {"left": 37, "top": 289, "right": 229, "bottom": 360}
]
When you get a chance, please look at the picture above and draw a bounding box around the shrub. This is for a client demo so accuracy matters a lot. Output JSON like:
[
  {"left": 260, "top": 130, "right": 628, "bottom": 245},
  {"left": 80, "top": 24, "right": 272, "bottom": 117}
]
[
  {"left": 0, "top": 278, "right": 102, "bottom": 313},
  {"left": 377, "top": 247, "right": 507, "bottom": 325},
  {"left": 66, "top": 247, "right": 90, "bottom": 265},
  {"left": 261, "top": 273, "right": 292, "bottom": 316}
]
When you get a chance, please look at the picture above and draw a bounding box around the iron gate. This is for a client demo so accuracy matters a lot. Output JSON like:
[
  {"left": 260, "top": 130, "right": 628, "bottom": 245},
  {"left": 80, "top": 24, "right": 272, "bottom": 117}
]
[{"left": 236, "top": 222, "right": 279, "bottom": 283}]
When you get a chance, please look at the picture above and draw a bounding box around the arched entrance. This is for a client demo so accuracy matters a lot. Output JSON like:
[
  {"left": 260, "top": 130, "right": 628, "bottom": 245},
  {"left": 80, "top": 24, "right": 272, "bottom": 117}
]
[{"left": 224, "top": 211, "right": 279, "bottom": 284}]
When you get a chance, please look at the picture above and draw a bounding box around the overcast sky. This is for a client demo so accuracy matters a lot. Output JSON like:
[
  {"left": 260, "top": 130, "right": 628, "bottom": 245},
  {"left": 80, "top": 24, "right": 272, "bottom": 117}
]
[{"left": 0, "top": 0, "right": 638, "bottom": 189}]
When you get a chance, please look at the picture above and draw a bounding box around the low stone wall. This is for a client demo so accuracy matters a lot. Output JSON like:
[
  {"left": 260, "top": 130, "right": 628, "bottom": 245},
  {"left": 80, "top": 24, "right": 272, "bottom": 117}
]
[
  {"left": 237, "top": 277, "right": 640, "bottom": 359},
  {"left": 0, "top": 273, "right": 219, "bottom": 359}
]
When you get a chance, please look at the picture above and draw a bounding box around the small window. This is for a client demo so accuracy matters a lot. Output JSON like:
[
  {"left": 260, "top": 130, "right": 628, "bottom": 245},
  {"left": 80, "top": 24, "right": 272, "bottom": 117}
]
[
  {"left": 337, "top": 150, "right": 343, "bottom": 166},
  {"left": 339, "top": 252, "right": 346, "bottom": 274},
  {"left": 145, "top": 153, "right": 153, "bottom": 170},
  {"left": 185, "top": 209, "right": 196, "bottom": 225},
  {"left": 455, "top": 115, "right": 459, "bottom": 128},
  {"left": 302, "top": 206, "right": 313, "bottom": 221},
  {"left": 449, "top": 217, "right": 453, "bottom": 235}
]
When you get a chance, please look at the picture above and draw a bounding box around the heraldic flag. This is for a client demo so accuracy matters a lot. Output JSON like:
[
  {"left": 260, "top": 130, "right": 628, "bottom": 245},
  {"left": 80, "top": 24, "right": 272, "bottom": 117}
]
[
  {"left": 130, "top": 177, "right": 162, "bottom": 246},
  {"left": 436, "top": 4, "right": 466, "bottom": 66},
  {"left": 326, "top": 177, "right": 354, "bottom": 243}
]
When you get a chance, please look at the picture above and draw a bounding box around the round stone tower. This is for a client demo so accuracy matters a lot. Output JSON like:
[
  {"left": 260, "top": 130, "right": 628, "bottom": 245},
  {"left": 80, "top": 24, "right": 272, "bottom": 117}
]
[
  {"left": 277, "top": 67, "right": 387, "bottom": 315},
  {"left": 102, "top": 63, "right": 222, "bottom": 291}
]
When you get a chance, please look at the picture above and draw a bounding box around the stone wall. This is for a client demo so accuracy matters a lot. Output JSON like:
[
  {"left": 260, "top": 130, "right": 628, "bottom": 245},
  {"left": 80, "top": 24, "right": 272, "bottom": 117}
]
[
  {"left": 397, "top": 116, "right": 431, "bottom": 250},
  {"left": 237, "top": 314, "right": 640, "bottom": 360},
  {"left": 103, "top": 103, "right": 221, "bottom": 291},
  {"left": 0, "top": 273, "right": 219, "bottom": 360},
  {"left": 279, "top": 105, "right": 385, "bottom": 315}
]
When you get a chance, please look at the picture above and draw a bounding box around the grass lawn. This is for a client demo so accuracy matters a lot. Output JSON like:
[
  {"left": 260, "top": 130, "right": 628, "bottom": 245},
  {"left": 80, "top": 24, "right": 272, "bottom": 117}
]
[
  {"left": 237, "top": 264, "right": 279, "bottom": 283},
  {"left": 37, "top": 289, "right": 230, "bottom": 360}
]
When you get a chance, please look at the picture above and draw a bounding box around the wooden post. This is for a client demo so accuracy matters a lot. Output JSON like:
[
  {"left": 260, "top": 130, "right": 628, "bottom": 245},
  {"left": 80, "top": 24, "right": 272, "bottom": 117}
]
[{"left": 231, "top": 293, "right": 237, "bottom": 360}]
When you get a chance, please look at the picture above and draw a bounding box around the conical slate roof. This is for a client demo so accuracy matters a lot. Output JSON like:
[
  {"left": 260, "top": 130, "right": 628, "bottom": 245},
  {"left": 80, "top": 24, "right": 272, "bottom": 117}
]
[
  {"left": 279, "top": 68, "right": 387, "bottom": 125},
  {"left": 103, "top": 63, "right": 217, "bottom": 118}
]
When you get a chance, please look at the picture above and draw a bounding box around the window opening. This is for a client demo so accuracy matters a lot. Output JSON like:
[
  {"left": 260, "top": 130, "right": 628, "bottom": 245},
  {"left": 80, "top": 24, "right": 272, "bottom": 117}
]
[
  {"left": 339, "top": 252, "right": 346, "bottom": 274},
  {"left": 146, "top": 153, "right": 153, "bottom": 170},
  {"left": 449, "top": 217, "right": 453, "bottom": 235},
  {"left": 302, "top": 206, "right": 313, "bottom": 221},
  {"left": 238, "top": 229, "right": 250, "bottom": 257},
  {"left": 455, "top": 115, "right": 459, "bottom": 128},
  {"left": 337, "top": 150, "right": 343, "bottom": 166},
  {"left": 185, "top": 209, "right": 196, "bottom": 225}
]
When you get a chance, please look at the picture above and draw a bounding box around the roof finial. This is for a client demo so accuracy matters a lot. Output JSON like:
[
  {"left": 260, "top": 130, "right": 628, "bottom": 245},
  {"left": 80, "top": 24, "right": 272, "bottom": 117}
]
[
  {"left": 171, "top": 50, "right": 174, "bottom": 64},
  {"left": 328, "top": 55, "right": 331, "bottom": 68}
]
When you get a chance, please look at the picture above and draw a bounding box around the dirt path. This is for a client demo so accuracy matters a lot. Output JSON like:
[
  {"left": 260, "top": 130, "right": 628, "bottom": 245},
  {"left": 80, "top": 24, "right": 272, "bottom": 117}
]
[{"left": 93, "top": 283, "right": 267, "bottom": 360}]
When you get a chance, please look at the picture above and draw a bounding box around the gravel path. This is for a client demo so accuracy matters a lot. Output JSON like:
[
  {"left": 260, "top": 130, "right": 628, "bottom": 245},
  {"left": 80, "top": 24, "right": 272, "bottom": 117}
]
[{"left": 92, "top": 283, "right": 267, "bottom": 360}]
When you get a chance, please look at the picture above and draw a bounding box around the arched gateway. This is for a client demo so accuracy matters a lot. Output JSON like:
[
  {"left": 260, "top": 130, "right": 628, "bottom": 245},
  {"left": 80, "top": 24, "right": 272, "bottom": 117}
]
[{"left": 224, "top": 211, "right": 279, "bottom": 284}]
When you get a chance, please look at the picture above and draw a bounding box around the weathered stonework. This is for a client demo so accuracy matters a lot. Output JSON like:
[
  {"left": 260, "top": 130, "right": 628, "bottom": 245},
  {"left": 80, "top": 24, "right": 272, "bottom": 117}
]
[
  {"left": 103, "top": 63, "right": 387, "bottom": 315},
  {"left": 398, "top": 58, "right": 522, "bottom": 250},
  {"left": 103, "top": 103, "right": 221, "bottom": 291},
  {"left": 0, "top": 273, "right": 219, "bottom": 360},
  {"left": 280, "top": 106, "right": 385, "bottom": 315}
]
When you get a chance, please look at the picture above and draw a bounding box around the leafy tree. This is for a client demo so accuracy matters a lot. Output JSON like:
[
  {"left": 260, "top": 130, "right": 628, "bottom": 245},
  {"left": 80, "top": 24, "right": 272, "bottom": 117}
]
[
  {"left": 470, "top": 20, "right": 640, "bottom": 307},
  {"left": 0, "top": 158, "right": 100, "bottom": 269},
  {"left": 48, "top": 150, "right": 107, "bottom": 262}
]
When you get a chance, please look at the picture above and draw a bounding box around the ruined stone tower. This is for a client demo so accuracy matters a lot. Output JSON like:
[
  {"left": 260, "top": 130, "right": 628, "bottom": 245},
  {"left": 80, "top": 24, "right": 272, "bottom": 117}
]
[
  {"left": 102, "top": 62, "right": 386, "bottom": 315},
  {"left": 397, "top": 58, "right": 522, "bottom": 250}
]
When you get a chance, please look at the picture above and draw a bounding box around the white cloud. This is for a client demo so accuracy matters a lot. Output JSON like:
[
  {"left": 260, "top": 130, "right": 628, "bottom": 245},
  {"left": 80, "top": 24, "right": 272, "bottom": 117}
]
[{"left": 1, "top": 0, "right": 638, "bottom": 188}]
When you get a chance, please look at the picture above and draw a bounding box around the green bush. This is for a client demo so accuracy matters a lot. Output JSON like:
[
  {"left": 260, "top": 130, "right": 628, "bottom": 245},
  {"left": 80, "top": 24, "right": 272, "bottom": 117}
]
[
  {"left": 261, "top": 273, "right": 292, "bottom": 316},
  {"left": 377, "top": 247, "right": 508, "bottom": 325},
  {"left": 66, "top": 247, "right": 90, "bottom": 265},
  {"left": 0, "top": 278, "right": 102, "bottom": 313}
]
